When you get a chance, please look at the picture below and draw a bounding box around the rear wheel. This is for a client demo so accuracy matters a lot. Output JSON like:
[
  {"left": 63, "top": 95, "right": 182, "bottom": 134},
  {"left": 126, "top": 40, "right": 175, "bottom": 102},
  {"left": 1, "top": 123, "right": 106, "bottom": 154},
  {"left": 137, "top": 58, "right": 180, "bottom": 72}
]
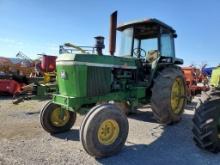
[
  {"left": 192, "top": 90, "right": 220, "bottom": 153},
  {"left": 40, "top": 101, "right": 76, "bottom": 134},
  {"left": 151, "top": 67, "right": 186, "bottom": 124},
  {"left": 80, "top": 104, "right": 128, "bottom": 158}
]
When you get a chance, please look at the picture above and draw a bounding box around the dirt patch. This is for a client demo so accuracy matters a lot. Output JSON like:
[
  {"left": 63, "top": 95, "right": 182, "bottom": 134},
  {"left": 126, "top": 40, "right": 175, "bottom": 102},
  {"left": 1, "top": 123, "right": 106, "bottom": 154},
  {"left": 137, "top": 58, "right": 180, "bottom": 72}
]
[
  {"left": 0, "top": 97, "right": 220, "bottom": 165},
  {"left": 0, "top": 121, "right": 42, "bottom": 140}
]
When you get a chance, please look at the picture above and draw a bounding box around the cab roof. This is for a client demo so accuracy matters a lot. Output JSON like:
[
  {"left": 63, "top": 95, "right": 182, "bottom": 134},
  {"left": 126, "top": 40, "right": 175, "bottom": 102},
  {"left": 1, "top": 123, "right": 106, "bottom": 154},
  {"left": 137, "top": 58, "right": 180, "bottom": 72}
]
[{"left": 117, "top": 18, "right": 176, "bottom": 35}]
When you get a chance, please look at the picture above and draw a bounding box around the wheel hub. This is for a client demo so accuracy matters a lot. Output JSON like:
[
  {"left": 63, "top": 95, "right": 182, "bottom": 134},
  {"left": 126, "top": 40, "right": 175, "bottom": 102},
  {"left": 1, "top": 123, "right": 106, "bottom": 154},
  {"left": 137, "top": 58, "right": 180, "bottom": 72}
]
[
  {"left": 50, "top": 108, "right": 70, "bottom": 127},
  {"left": 98, "top": 119, "right": 119, "bottom": 145},
  {"left": 171, "top": 77, "right": 185, "bottom": 114}
]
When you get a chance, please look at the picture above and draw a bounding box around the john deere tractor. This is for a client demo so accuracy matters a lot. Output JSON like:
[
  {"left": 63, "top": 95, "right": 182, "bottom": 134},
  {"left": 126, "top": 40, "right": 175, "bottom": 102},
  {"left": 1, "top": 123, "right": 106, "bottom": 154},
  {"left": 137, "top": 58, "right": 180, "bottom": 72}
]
[
  {"left": 193, "top": 66, "right": 220, "bottom": 153},
  {"left": 40, "top": 11, "right": 186, "bottom": 158}
]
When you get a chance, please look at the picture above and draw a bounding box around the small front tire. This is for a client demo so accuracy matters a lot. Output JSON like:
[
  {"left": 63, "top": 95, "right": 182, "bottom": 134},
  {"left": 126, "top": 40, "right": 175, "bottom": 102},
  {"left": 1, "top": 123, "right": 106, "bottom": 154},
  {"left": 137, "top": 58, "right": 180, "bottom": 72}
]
[{"left": 40, "top": 101, "right": 76, "bottom": 134}]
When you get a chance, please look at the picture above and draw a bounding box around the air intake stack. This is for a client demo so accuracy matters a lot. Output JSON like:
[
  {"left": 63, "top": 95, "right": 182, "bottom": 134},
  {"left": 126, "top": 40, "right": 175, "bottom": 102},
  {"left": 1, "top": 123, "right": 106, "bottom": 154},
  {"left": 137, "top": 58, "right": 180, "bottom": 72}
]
[{"left": 94, "top": 36, "right": 105, "bottom": 55}]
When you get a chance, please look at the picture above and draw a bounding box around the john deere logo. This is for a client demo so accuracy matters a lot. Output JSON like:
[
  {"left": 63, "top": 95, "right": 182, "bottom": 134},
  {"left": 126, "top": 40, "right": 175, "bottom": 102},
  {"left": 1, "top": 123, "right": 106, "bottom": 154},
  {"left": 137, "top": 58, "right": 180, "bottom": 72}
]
[{"left": 61, "top": 71, "right": 67, "bottom": 79}]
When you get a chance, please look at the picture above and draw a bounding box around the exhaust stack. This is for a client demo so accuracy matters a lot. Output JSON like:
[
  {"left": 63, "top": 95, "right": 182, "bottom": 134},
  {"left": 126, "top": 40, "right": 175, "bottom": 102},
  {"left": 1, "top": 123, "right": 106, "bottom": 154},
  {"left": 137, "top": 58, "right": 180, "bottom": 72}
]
[{"left": 109, "top": 11, "right": 117, "bottom": 56}]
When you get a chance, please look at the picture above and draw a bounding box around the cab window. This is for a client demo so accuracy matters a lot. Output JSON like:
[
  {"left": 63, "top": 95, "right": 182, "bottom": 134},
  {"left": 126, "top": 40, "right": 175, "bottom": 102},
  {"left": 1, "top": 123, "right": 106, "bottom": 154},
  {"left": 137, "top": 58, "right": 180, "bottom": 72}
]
[{"left": 160, "top": 34, "right": 175, "bottom": 57}]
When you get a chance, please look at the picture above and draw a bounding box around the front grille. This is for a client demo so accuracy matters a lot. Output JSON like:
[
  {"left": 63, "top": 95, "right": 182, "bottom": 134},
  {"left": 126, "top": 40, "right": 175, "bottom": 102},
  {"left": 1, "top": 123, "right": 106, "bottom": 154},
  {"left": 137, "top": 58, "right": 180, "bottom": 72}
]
[{"left": 87, "top": 66, "right": 111, "bottom": 97}]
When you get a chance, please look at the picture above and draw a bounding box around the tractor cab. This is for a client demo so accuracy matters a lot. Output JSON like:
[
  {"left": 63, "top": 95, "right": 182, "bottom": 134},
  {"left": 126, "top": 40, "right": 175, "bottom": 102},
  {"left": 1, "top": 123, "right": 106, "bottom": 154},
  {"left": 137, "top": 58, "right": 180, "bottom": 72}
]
[{"left": 117, "top": 19, "right": 181, "bottom": 64}]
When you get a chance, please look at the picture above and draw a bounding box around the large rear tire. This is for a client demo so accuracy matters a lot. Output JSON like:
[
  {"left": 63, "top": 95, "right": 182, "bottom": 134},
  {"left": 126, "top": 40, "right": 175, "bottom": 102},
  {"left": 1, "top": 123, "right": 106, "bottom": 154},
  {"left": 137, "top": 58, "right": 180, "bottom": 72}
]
[
  {"left": 40, "top": 101, "right": 76, "bottom": 134},
  {"left": 192, "top": 90, "right": 220, "bottom": 153},
  {"left": 80, "top": 104, "right": 128, "bottom": 158},
  {"left": 151, "top": 67, "right": 186, "bottom": 124}
]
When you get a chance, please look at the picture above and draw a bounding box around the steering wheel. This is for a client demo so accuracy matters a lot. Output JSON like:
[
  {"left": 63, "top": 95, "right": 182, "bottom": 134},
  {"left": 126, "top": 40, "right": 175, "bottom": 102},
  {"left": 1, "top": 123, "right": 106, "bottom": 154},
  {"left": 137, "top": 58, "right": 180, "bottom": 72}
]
[{"left": 133, "top": 48, "right": 146, "bottom": 58}]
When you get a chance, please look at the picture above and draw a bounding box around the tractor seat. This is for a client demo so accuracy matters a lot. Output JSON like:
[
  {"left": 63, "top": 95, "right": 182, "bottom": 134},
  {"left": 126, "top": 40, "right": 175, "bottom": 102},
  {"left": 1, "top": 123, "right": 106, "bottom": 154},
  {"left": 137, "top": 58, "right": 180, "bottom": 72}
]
[
  {"left": 144, "top": 50, "right": 160, "bottom": 73},
  {"left": 147, "top": 50, "right": 160, "bottom": 63}
]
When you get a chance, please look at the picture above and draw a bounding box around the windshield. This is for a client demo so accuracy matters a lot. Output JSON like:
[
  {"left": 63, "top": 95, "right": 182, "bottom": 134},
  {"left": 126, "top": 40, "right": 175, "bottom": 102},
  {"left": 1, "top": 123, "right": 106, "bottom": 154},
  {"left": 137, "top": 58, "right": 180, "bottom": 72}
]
[
  {"left": 119, "top": 27, "right": 175, "bottom": 59},
  {"left": 132, "top": 37, "right": 158, "bottom": 60},
  {"left": 119, "top": 28, "right": 158, "bottom": 58},
  {"left": 138, "top": 38, "right": 158, "bottom": 56},
  {"left": 119, "top": 28, "right": 134, "bottom": 56}
]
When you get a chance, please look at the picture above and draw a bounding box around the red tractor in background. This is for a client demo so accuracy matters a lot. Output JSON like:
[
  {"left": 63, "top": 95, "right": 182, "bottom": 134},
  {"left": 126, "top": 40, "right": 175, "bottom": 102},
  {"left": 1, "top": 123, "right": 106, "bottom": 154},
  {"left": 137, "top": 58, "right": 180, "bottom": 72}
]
[{"left": 182, "top": 66, "right": 209, "bottom": 102}]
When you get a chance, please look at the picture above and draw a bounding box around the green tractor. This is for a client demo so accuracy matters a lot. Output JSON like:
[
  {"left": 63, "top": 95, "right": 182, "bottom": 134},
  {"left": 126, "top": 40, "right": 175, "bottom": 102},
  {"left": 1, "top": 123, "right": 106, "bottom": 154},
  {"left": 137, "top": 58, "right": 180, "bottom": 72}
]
[
  {"left": 40, "top": 11, "right": 186, "bottom": 158},
  {"left": 193, "top": 66, "right": 220, "bottom": 153}
]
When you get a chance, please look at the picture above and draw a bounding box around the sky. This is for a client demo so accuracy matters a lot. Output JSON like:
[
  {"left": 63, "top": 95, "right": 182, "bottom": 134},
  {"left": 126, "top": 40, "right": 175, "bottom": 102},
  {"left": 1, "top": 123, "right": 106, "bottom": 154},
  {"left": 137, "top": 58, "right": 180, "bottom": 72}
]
[{"left": 0, "top": 0, "right": 220, "bottom": 67}]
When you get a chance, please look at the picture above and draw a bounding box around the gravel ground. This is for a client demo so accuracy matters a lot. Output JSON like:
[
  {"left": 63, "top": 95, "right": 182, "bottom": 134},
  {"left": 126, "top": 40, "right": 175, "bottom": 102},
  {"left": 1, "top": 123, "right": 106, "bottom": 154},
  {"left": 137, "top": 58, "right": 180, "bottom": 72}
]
[{"left": 0, "top": 96, "right": 220, "bottom": 165}]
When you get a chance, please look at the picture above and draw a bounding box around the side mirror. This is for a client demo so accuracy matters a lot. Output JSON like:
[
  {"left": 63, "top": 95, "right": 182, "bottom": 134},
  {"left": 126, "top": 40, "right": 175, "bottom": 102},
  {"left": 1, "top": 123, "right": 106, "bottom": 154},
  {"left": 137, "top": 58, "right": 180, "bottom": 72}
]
[
  {"left": 174, "top": 58, "right": 183, "bottom": 65},
  {"left": 173, "top": 34, "right": 177, "bottom": 38}
]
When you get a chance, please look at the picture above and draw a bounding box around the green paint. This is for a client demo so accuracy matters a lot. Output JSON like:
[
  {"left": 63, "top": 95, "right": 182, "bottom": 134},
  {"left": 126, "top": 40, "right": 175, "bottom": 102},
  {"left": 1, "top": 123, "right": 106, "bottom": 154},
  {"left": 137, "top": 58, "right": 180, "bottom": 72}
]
[
  {"left": 53, "top": 87, "right": 146, "bottom": 112},
  {"left": 57, "top": 65, "right": 87, "bottom": 97},
  {"left": 53, "top": 53, "right": 176, "bottom": 113},
  {"left": 36, "top": 83, "right": 57, "bottom": 97},
  {"left": 56, "top": 53, "right": 137, "bottom": 69}
]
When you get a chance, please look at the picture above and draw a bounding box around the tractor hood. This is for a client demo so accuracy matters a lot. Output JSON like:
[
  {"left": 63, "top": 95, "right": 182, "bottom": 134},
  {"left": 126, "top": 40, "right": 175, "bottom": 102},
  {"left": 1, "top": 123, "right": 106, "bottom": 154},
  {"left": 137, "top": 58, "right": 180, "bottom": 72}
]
[{"left": 56, "top": 53, "right": 137, "bottom": 69}]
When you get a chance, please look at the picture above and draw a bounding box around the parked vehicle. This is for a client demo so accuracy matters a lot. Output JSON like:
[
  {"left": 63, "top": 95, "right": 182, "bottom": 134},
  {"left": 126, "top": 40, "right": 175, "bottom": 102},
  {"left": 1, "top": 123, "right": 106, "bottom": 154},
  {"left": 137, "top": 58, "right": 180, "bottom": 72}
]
[{"left": 40, "top": 11, "right": 187, "bottom": 158}]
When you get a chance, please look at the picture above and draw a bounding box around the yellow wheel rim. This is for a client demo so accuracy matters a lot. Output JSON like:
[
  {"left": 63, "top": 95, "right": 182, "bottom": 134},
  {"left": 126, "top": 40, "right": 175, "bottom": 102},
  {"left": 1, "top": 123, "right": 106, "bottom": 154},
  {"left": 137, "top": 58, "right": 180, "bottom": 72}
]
[
  {"left": 98, "top": 119, "right": 120, "bottom": 145},
  {"left": 171, "top": 77, "right": 185, "bottom": 114},
  {"left": 50, "top": 108, "right": 70, "bottom": 127}
]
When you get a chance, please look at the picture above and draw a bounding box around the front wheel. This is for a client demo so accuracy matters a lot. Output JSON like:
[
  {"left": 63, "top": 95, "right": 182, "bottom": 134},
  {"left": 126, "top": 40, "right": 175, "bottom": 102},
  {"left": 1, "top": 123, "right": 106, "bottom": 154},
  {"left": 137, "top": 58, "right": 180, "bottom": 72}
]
[
  {"left": 151, "top": 67, "right": 186, "bottom": 124},
  {"left": 80, "top": 104, "right": 129, "bottom": 158},
  {"left": 40, "top": 101, "right": 76, "bottom": 134}
]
